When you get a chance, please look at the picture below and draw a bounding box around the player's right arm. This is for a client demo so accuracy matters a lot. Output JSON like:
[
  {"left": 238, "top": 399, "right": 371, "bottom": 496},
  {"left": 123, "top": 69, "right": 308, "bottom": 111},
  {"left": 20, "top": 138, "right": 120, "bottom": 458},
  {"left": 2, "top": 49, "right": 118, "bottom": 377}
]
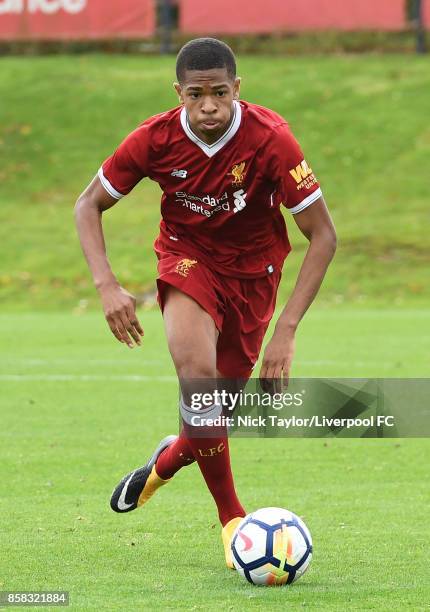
[
  {"left": 75, "top": 124, "right": 150, "bottom": 347},
  {"left": 74, "top": 175, "right": 143, "bottom": 348}
]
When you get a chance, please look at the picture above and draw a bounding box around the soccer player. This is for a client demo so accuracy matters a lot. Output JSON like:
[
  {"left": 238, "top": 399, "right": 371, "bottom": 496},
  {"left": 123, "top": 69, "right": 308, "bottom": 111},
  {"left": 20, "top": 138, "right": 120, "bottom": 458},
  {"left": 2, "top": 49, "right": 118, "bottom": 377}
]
[{"left": 74, "top": 38, "right": 336, "bottom": 568}]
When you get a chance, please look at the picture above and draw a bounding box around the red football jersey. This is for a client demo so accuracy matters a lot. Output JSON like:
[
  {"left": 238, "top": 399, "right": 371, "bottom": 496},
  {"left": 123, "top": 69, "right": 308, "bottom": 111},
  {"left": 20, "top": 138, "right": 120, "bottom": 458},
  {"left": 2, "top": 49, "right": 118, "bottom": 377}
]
[{"left": 99, "top": 100, "right": 322, "bottom": 278}]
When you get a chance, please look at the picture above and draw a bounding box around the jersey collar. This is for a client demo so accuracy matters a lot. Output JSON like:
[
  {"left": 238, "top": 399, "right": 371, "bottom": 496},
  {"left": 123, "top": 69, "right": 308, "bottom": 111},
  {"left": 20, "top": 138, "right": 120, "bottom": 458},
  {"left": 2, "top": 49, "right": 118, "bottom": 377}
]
[{"left": 180, "top": 100, "right": 242, "bottom": 158}]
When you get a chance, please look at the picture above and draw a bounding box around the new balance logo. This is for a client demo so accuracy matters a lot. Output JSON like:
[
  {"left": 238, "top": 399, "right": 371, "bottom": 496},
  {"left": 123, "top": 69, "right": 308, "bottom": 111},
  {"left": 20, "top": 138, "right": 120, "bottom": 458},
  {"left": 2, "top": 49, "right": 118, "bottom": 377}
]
[
  {"left": 171, "top": 169, "right": 187, "bottom": 178},
  {"left": 233, "top": 188, "right": 247, "bottom": 213},
  {"left": 289, "top": 160, "right": 313, "bottom": 184}
]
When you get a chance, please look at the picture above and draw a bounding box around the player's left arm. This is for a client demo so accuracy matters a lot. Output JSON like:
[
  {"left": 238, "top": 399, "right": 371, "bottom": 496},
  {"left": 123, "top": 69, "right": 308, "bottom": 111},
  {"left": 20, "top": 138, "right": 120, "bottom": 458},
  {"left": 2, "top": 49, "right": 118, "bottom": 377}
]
[{"left": 260, "top": 195, "right": 336, "bottom": 386}]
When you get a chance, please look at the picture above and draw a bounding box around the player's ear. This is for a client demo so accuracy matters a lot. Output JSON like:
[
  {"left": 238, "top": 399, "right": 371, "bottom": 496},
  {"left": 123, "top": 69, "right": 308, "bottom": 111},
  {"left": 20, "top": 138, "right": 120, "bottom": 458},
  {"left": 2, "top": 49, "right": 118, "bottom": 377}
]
[
  {"left": 233, "top": 77, "right": 241, "bottom": 100},
  {"left": 173, "top": 82, "right": 184, "bottom": 104}
]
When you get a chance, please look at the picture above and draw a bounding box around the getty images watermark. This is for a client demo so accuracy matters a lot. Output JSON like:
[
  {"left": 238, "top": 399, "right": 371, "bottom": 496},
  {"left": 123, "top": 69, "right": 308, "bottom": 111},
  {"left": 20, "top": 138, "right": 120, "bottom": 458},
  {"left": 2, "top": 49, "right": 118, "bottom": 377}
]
[
  {"left": 179, "top": 378, "right": 430, "bottom": 438},
  {"left": 190, "top": 388, "right": 305, "bottom": 411}
]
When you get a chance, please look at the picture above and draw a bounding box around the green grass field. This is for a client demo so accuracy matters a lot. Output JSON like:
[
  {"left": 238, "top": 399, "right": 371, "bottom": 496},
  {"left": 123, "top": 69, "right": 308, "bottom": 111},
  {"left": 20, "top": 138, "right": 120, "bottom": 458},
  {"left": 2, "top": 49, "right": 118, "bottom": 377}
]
[
  {"left": 0, "top": 54, "right": 429, "bottom": 308},
  {"left": 1, "top": 310, "right": 429, "bottom": 610},
  {"left": 1, "top": 53, "right": 429, "bottom": 610}
]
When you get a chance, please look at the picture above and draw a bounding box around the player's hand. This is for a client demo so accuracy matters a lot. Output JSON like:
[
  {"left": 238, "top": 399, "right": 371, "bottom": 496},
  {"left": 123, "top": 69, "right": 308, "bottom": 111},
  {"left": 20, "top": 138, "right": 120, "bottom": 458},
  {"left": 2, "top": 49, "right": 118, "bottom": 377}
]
[
  {"left": 259, "top": 328, "right": 295, "bottom": 394},
  {"left": 97, "top": 282, "right": 144, "bottom": 348}
]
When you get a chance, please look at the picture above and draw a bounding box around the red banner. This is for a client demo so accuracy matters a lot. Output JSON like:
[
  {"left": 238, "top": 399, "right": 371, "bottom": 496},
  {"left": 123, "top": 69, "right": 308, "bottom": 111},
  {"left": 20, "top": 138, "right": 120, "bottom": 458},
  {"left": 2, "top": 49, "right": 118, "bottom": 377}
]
[
  {"left": 0, "top": 0, "right": 155, "bottom": 40},
  {"left": 424, "top": 0, "right": 430, "bottom": 27},
  {"left": 180, "top": 0, "right": 406, "bottom": 33}
]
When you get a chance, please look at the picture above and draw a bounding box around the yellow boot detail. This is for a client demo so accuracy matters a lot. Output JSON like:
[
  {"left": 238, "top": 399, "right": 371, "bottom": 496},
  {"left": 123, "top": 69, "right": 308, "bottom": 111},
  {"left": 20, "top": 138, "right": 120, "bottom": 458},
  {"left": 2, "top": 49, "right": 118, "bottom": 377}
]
[
  {"left": 137, "top": 465, "right": 169, "bottom": 507},
  {"left": 222, "top": 517, "right": 243, "bottom": 569}
]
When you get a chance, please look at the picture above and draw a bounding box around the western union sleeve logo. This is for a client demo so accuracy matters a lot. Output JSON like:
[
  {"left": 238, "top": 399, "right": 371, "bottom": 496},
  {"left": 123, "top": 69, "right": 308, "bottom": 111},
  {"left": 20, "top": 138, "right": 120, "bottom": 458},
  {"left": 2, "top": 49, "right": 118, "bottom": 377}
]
[
  {"left": 289, "top": 160, "right": 317, "bottom": 191},
  {"left": 289, "top": 160, "right": 313, "bottom": 183}
]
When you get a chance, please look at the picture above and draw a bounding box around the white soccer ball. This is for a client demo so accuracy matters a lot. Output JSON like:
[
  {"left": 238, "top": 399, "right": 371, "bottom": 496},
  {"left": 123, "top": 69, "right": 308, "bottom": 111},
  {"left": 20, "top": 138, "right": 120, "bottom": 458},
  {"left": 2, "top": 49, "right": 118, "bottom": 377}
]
[{"left": 231, "top": 507, "right": 312, "bottom": 585}]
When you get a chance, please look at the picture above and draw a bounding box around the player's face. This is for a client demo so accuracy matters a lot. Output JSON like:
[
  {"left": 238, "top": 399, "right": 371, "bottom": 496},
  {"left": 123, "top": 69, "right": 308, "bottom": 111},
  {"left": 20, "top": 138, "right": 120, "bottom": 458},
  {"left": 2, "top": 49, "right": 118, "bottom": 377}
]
[{"left": 174, "top": 68, "right": 241, "bottom": 144}]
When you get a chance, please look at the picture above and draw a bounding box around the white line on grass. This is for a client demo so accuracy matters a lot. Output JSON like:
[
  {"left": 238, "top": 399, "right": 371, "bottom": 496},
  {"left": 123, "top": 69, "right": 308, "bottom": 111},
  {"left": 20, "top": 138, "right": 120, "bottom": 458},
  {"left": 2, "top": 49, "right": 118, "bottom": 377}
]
[
  {"left": 0, "top": 374, "right": 177, "bottom": 382},
  {"left": 1, "top": 359, "right": 163, "bottom": 366},
  {"left": 0, "top": 362, "right": 397, "bottom": 381},
  {"left": 1, "top": 359, "right": 395, "bottom": 368}
]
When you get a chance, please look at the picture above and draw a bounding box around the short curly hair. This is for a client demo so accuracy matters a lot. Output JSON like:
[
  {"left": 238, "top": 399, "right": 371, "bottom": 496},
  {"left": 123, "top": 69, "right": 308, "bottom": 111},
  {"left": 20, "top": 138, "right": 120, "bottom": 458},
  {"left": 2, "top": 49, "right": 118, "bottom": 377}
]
[{"left": 176, "top": 38, "right": 236, "bottom": 83}]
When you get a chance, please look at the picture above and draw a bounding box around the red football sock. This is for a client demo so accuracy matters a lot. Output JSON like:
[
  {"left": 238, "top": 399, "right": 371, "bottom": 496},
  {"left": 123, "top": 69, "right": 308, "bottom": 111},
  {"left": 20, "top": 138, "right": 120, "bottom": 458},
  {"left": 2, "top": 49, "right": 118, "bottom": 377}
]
[
  {"left": 184, "top": 426, "right": 246, "bottom": 527},
  {"left": 155, "top": 431, "right": 195, "bottom": 480},
  {"left": 157, "top": 395, "right": 246, "bottom": 526}
]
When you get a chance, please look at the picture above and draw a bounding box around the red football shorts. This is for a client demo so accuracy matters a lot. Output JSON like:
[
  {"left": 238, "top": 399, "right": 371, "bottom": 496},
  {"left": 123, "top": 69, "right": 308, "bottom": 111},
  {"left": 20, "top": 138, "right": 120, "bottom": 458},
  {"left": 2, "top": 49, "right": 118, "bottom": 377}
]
[{"left": 156, "top": 249, "right": 282, "bottom": 378}]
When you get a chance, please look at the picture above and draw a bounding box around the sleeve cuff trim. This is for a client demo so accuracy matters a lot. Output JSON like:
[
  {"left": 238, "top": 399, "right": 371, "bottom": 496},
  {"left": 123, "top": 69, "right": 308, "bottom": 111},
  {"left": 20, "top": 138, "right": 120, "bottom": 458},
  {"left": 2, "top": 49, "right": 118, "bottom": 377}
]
[
  {"left": 289, "top": 187, "right": 322, "bottom": 215},
  {"left": 98, "top": 167, "right": 124, "bottom": 200}
]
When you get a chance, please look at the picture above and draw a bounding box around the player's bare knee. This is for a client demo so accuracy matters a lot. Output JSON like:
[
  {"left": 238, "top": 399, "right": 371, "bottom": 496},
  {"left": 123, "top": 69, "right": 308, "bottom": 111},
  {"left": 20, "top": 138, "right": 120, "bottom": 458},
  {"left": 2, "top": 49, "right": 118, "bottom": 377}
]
[{"left": 174, "top": 351, "right": 216, "bottom": 379}]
